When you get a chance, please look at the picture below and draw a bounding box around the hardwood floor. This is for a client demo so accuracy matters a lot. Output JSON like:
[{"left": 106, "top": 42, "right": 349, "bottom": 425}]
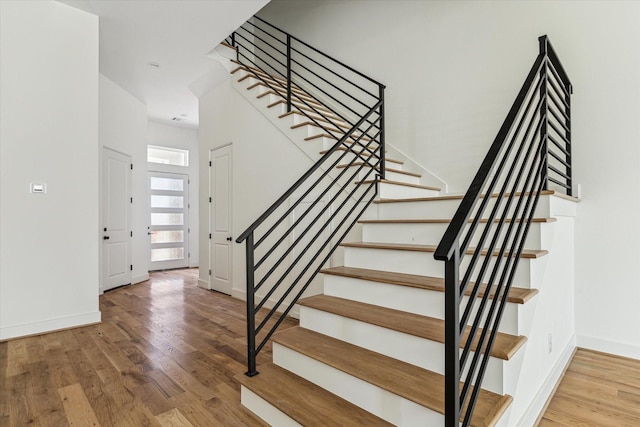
[
  {"left": 2, "top": 269, "right": 639, "bottom": 426},
  {"left": 538, "top": 348, "right": 640, "bottom": 426},
  {"left": 0, "top": 269, "right": 297, "bottom": 427}
]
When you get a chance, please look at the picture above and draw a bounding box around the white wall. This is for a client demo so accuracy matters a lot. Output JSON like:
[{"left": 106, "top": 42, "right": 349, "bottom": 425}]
[
  {"left": 257, "top": 0, "right": 640, "bottom": 358},
  {"left": 198, "top": 79, "right": 313, "bottom": 295},
  {"left": 147, "top": 121, "right": 200, "bottom": 267},
  {"left": 99, "top": 74, "right": 150, "bottom": 286},
  {"left": 0, "top": 1, "right": 100, "bottom": 339}
]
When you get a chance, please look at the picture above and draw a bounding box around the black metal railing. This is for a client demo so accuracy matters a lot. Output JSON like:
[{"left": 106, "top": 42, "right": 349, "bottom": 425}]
[
  {"left": 233, "top": 16, "right": 386, "bottom": 376},
  {"left": 434, "top": 35, "right": 572, "bottom": 426}
]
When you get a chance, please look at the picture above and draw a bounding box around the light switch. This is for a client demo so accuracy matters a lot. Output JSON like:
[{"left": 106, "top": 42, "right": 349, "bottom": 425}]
[{"left": 30, "top": 183, "right": 46, "bottom": 194}]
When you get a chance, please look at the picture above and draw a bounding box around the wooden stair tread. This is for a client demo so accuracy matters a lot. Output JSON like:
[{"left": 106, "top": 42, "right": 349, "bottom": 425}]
[
  {"left": 361, "top": 179, "right": 441, "bottom": 192},
  {"left": 272, "top": 327, "right": 512, "bottom": 426},
  {"left": 321, "top": 266, "right": 539, "bottom": 304},
  {"left": 298, "top": 295, "right": 526, "bottom": 360},
  {"left": 375, "top": 190, "right": 578, "bottom": 204},
  {"left": 319, "top": 145, "right": 389, "bottom": 156},
  {"left": 219, "top": 41, "right": 237, "bottom": 51},
  {"left": 268, "top": 98, "right": 335, "bottom": 116},
  {"left": 340, "top": 241, "right": 548, "bottom": 259},
  {"left": 280, "top": 110, "right": 349, "bottom": 127},
  {"left": 306, "top": 132, "right": 373, "bottom": 143},
  {"left": 358, "top": 217, "right": 556, "bottom": 224},
  {"left": 338, "top": 163, "right": 420, "bottom": 177},
  {"left": 236, "top": 363, "right": 393, "bottom": 427}
]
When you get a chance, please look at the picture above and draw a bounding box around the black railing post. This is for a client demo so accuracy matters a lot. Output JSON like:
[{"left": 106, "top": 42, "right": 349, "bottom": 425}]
[
  {"left": 286, "top": 34, "right": 292, "bottom": 112},
  {"left": 245, "top": 231, "right": 259, "bottom": 377},
  {"left": 379, "top": 85, "right": 386, "bottom": 180},
  {"left": 231, "top": 32, "right": 239, "bottom": 62},
  {"left": 565, "top": 84, "right": 573, "bottom": 196},
  {"left": 539, "top": 37, "right": 549, "bottom": 191},
  {"left": 444, "top": 245, "right": 461, "bottom": 427}
]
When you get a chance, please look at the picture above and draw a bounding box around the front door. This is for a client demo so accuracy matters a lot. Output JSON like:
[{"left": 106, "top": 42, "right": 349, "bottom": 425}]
[
  {"left": 210, "top": 145, "right": 233, "bottom": 294},
  {"left": 149, "top": 172, "right": 190, "bottom": 271},
  {"left": 102, "top": 148, "right": 132, "bottom": 291}
]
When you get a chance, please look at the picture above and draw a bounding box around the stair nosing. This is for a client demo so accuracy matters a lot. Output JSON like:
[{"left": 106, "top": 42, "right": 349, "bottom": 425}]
[
  {"left": 236, "top": 363, "right": 394, "bottom": 427},
  {"left": 320, "top": 266, "right": 539, "bottom": 304},
  {"left": 272, "top": 326, "right": 512, "bottom": 426},
  {"left": 374, "top": 190, "right": 578, "bottom": 204},
  {"left": 361, "top": 179, "right": 440, "bottom": 192},
  {"left": 340, "top": 241, "right": 548, "bottom": 259},
  {"left": 337, "top": 163, "right": 421, "bottom": 178},
  {"left": 298, "top": 294, "right": 526, "bottom": 360}
]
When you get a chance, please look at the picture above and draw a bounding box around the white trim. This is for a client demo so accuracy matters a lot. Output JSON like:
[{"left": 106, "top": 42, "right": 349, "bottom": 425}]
[
  {"left": 198, "top": 279, "right": 210, "bottom": 289},
  {"left": 0, "top": 311, "right": 102, "bottom": 341},
  {"left": 515, "top": 334, "right": 576, "bottom": 426},
  {"left": 577, "top": 334, "right": 640, "bottom": 360}
]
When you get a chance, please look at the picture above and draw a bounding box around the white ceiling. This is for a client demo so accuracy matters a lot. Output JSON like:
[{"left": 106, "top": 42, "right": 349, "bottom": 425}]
[{"left": 59, "top": 0, "right": 270, "bottom": 128}]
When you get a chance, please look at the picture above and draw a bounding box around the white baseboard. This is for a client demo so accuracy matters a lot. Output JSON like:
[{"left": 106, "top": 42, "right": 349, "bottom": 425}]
[
  {"left": 198, "top": 278, "right": 210, "bottom": 289},
  {"left": 0, "top": 311, "right": 102, "bottom": 341},
  {"left": 516, "top": 334, "right": 576, "bottom": 426},
  {"left": 132, "top": 273, "right": 149, "bottom": 284},
  {"left": 577, "top": 334, "right": 640, "bottom": 360}
]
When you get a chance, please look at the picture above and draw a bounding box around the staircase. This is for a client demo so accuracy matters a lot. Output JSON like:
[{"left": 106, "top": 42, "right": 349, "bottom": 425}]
[{"left": 219, "top": 18, "right": 577, "bottom": 427}]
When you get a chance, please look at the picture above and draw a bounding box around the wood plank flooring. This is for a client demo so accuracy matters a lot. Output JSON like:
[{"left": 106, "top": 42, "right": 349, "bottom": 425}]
[
  {"left": 2, "top": 269, "right": 639, "bottom": 426},
  {"left": 0, "top": 268, "right": 297, "bottom": 427},
  {"left": 538, "top": 348, "right": 640, "bottom": 426}
]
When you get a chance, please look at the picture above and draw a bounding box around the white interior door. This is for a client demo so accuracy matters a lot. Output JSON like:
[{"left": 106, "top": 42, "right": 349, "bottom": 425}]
[
  {"left": 210, "top": 145, "right": 233, "bottom": 294},
  {"left": 103, "top": 148, "right": 132, "bottom": 291},
  {"left": 149, "top": 172, "right": 190, "bottom": 271}
]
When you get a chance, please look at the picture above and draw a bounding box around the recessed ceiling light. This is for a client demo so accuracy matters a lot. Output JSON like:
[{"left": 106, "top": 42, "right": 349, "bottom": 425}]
[
  {"left": 147, "top": 61, "right": 160, "bottom": 68},
  {"left": 180, "top": 114, "right": 188, "bottom": 117}
]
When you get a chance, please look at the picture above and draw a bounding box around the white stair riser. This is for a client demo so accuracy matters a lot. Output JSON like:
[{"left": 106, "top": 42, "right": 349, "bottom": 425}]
[
  {"left": 299, "top": 308, "right": 515, "bottom": 395},
  {"left": 272, "top": 343, "right": 442, "bottom": 426},
  {"left": 322, "top": 274, "right": 526, "bottom": 335},
  {"left": 379, "top": 182, "right": 439, "bottom": 199},
  {"left": 240, "top": 386, "right": 302, "bottom": 427},
  {"left": 362, "top": 222, "right": 552, "bottom": 251},
  {"left": 376, "top": 194, "right": 576, "bottom": 220},
  {"left": 346, "top": 168, "right": 419, "bottom": 187},
  {"left": 381, "top": 170, "right": 420, "bottom": 185},
  {"left": 343, "top": 246, "right": 543, "bottom": 289}
]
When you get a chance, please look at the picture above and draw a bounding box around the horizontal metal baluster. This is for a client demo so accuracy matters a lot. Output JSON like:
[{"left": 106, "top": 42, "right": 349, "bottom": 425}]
[
  {"left": 548, "top": 135, "right": 570, "bottom": 157},
  {"left": 252, "top": 16, "right": 384, "bottom": 87},
  {"left": 548, "top": 165, "right": 570, "bottom": 181},
  {"left": 254, "top": 160, "right": 377, "bottom": 302},
  {"left": 459, "top": 114, "right": 544, "bottom": 330},
  {"left": 290, "top": 57, "right": 376, "bottom": 109},
  {"left": 547, "top": 92, "right": 569, "bottom": 121},
  {"left": 548, "top": 149, "right": 571, "bottom": 169},
  {"left": 255, "top": 181, "right": 378, "bottom": 350},
  {"left": 460, "top": 134, "right": 544, "bottom": 371},
  {"left": 233, "top": 34, "right": 287, "bottom": 75},
  {"left": 254, "top": 137, "right": 371, "bottom": 253},
  {"left": 461, "top": 154, "right": 545, "bottom": 405},
  {"left": 548, "top": 177, "right": 571, "bottom": 190}
]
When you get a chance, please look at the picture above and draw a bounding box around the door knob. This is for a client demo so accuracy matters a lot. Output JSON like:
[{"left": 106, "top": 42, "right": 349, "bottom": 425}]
[
  {"left": 103, "top": 236, "right": 110, "bottom": 240},
  {"left": 226, "top": 237, "right": 232, "bottom": 241}
]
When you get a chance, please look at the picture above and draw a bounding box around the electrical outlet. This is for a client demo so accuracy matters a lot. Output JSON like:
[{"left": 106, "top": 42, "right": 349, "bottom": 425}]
[{"left": 547, "top": 333, "right": 553, "bottom": 353}]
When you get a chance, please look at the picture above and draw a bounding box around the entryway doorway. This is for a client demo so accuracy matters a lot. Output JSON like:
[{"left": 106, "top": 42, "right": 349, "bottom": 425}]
[{"left": 149, "top": 171, "right": 190, "bottom": 271}]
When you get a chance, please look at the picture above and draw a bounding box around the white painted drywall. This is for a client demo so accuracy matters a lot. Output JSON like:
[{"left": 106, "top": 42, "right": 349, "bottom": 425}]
[
  {"left": 258, "top": 0, "right": 640, "bottom": 358},
  {"left": 147, "top": 121, "right": 200, "bottom": 267},
  {"left": 99, "top": 74, "right": 150, "bottom": 287},
  {"left": 0, "top": 0, "right": 100, "bottom": 339},
  {"left": 198, "top": 80, "right": 313, "bottom": 294}
]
